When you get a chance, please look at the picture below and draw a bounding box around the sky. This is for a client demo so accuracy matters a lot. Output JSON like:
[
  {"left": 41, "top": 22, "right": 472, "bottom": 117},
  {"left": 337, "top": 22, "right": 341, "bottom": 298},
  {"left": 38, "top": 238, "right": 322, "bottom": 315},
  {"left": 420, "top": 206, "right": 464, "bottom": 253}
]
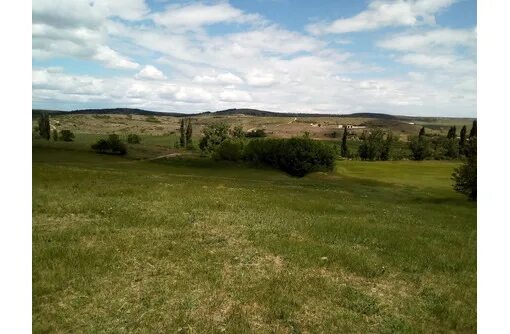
[{"left": 32, "top": 0, "right": 477, "bottom": 116}]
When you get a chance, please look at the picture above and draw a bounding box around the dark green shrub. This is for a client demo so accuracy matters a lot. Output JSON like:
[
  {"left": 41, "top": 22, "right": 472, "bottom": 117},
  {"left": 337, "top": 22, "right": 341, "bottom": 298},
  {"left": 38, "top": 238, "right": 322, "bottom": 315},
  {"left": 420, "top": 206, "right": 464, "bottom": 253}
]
[
  {"left": 199, "top": 123, "right": 230, "bottom": 154},
  {"left": 52, "top": 129, "right": 58, "bottom": 141},
  {"left": 91, "top": 139, "right": 109, "bottom": 153},
  {"left": 91, "top": 134, "right": 127, "bottom": 155},
  {"left": 127, "top": 134, "right": 141, "bottom": 144},
  {"left": 452, "top": 138, "right": 476, "bottom": 200},
  {"left": 60, "top": 130, "right": 75, "bottom": 142},
  {"left": 214, "top": 140, "right": 244, "bottom": 161},
  {"left": 245, "top": 129, "right": 266, "bottom": 138},
  {"left": 409, "top": 135, "right": 432, "bottom": 160},
  {"left": 429, "top": 135, "right": 459, "bottom": 160},
  {"left": 107, "top": 134, "right": 127, "bottom": 155},
  {"left": 358, "top": 129, "right": 394, "bottom": 161},
  {"left": 244, "top": 138, "right": 335, "bottom": 177},
  {"left": 230, "top": 125, "right": 245, "bottom": 138}
]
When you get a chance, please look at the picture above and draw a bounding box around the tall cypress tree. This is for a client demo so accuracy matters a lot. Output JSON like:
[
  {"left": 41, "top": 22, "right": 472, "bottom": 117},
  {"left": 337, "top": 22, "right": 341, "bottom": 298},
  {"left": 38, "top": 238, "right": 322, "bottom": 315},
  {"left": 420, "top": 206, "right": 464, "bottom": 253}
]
[
  {"left": 340, "top": 127, "right": 349, "bottom": 158},
  {"left": 447, "top": 126, "right": 457, "bottom": 139},
  {"left": 419, "top": 126, "right": 425, "bottom": 137},
  {"left": 459, "top": 125, "right": 467, "bottom": 155},
  {"left": 179, "top": 118, "right": 186, "bottom": 147},
  {"left": 469, "top": 120, "right": 477, "bottom": 138},
  {"left": 38, "top": 112, "right": 50, "bottom": 140},
  {"left": 185, "top": 118, "right": 193, "bottom": 146}
]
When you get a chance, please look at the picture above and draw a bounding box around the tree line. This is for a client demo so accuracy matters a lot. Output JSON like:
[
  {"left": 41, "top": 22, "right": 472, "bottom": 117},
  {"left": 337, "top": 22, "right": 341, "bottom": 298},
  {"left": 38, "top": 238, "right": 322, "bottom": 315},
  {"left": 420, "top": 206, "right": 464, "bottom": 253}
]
[
  {"left": 37, "top": 112, "right": 75, "bottom": 142},
  {"left": 338, "top": 120, "right": 477, "bottom": 161}
]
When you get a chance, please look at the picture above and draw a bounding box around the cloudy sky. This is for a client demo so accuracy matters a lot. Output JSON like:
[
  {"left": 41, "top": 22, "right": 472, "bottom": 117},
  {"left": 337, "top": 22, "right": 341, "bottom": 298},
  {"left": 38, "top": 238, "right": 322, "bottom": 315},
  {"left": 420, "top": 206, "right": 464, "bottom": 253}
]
[{"left": 32, "top": 0, "right": 476, "bottom": 116}]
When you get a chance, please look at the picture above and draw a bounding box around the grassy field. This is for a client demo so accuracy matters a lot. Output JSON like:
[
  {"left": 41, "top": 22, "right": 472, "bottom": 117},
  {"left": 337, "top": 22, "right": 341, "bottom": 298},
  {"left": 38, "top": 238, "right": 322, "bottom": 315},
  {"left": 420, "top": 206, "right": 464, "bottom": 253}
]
[{"left": 33, "top": 138, "right": 476, "bottom": 332}]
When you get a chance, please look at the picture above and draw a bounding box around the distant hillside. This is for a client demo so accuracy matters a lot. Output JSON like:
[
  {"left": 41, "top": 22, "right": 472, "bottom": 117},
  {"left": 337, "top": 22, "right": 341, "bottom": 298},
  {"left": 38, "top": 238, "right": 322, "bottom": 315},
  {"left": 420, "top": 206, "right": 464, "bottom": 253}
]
[
  {"left": 32, "top": 108, "right": 188, "bottom": 117},
  {"left": 32, "top": 107, "right": 401, "bottom": 119},
  {"left": 32, "top": 107, "right": 473, "bottom": 121}
]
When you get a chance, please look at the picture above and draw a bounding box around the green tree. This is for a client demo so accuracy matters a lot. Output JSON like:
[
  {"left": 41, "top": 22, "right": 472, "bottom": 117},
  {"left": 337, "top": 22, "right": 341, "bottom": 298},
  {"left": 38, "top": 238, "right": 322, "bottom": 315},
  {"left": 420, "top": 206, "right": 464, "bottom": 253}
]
[
  {"left": 243, "top": 138, "right": 335, "bottom": 177},
  {"left": 409, "top": 133, "right": 431, "bottom": 161},
  {"left": 127, "top": 134, "right": 141, "bottom": 144},
  {"left": 179, "top": 118, "right": 186, "bottom": 147},
  {"left": 185, "top": 118, "right": 193, "bottom": 146},
  {"left": 107, "top": 134, "right": 126, "bottom": 155},
  {"left": 452, "top": 137, "right": 476, "bottom": 200},
  {"left": 199, "top": 123, "right": 230, "bottom": 154},
  {"left": 38, "top": 112, "right": 50, "bottom": 140},
  {"left": 445, "top": 138, "right": 459, "bottom": 159},
  {"left": 469, "top": 120, "right": 477, "bottom": 138},
  {"left": 230, "top": 125, "right": 244, "bottom": 138},
  {"left": 358, "top": 131, "right": 368, "bottom": 160},
  {"left": 419, "top": 126, "right": 425, "bottom": 137},
  {"left": 381, "top": 132, "right": 395, "bottom": 161},
  {"left": 447, "top": 126, "right": 457, "bottom": 139},
  {"left": 91, "top": 134, "right": 126, "bottom": 155},
  {"left": 358, "top": 129, "right": 391, "bottom": 161},
  {"left": 340, "top": 127, "right": 349, "bottom": 158},
  {"left": 60, "top": 130, "right": 75, "bottom": 142},
  {"left": 459, "top": 125, "right": 467, "bottom": 155}
]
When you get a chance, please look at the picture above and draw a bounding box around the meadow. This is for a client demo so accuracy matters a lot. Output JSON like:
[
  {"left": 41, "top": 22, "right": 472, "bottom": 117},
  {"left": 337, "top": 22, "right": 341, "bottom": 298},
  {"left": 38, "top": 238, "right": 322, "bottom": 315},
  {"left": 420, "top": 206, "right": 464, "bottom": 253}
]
[{"left": 33, "top": 132, "right": 476, "bottom": 332}]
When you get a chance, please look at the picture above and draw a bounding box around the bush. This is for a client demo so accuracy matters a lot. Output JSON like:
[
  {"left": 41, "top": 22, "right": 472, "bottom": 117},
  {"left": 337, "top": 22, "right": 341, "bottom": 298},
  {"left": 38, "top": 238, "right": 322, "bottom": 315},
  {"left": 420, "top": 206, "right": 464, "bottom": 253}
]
[
  {"left": 91, "top": 139, "right": 110, "bottom": 153},
  {"left": 127, "top": 134, "right": 141, "bottom": 144},
  {"left": 243, "top": 138, "right": 335, "bottom": 177},
  {"left": 199, "top": 123, "right": 230, "bottom": 154},
  {"left": 452, "top": 138, "right": 476, "bottom": 200},
  {"left": 214, "top": 140, "right": 244, "bottom": 161},
  {"left": 245, "top": 129, "right": 266, "bottom": 138},
  {"left": 409, "top": 135, "right": 432, "bottom": 160},
  {"left": 60, "top": 130, "right": 75, "bottom": 142},
  {"left": 52, "top": 129, "right": 58, "bottom": 141},
  {"left": 230, "top": 125, "right": 245, "bottom": 138},
  {"left": 358, "top": 129, "right": 394, "bottom": 161},
  {"left": 91, "top": 134, "right": 127, "bottom": 155}
]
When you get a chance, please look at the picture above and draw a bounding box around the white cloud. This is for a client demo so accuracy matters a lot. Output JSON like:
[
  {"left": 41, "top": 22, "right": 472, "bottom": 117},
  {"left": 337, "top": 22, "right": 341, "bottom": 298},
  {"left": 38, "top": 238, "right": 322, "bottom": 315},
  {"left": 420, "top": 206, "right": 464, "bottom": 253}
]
[
  {"left": 33, "top": 62, "right": 476, "bottom": 117},
  {"left": 398, "top": 53, "right": 475, "bottom": 73},
  {"left": 193, "top": 72, "right": 243, "bottom": 85},
  {"left": 399, "top": 53, "right": 455, "bottom": 68},
  {"left": 32, "top": 1, "right": 477, "bottom": 117},
  {"left": 226, "top": 25, "right": 324, "bottom": 55},
  {"left": 93, "top": 46, "right": 139, "bottom": 69},
  {"left": 135, "top": 65, "right": 167, "bottom": 80},
  {"left": 307, "top": 0, "right": 456, "bottom": 34},
  {"left": 378, "top": 28, "right": 476, "bottom": 51},
  {"left": 32, "top": 0, "right": 143, "bottom": 69},
  {"left": 377, "top": 28, "right": 476, "bottom": 76},
  {"left": 151, "top": 3, "right": 262, "bottom": 30},
  {"left": 245, "top": 70, "right": 275, "bottom": 87},
  {"left": 174, "top": 87, "right": 213, "bottom": 103},
  {"left": 220, "top": 90, "right": 252, "bottom": 102},
  {"left": 102, "top": 0, "right": 150, "bottom": 20}
]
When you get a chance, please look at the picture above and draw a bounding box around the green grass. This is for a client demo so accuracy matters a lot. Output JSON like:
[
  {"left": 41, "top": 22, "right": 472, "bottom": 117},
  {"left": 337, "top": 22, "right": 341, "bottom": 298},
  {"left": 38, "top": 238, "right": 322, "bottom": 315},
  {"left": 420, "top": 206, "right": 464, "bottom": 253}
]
[{"left": 33, "top": 144, "right": 476, "bottom": 333}]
